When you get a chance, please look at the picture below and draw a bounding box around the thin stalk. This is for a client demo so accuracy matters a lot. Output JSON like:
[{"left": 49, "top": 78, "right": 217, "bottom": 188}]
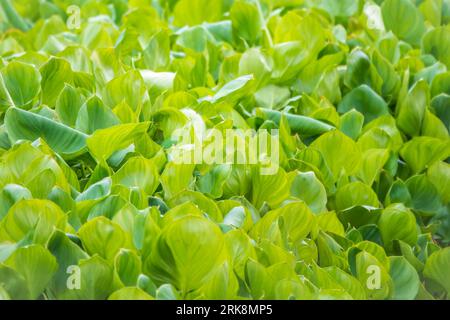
[
  {"left": 0, "top": 0, "right": 30, "bottom": 31},
  {"left": 257, "top": 108, "right": 335, "bottom": 137},
  {"left": 256, "top": 0, "right": 273, "bottom": 49}
]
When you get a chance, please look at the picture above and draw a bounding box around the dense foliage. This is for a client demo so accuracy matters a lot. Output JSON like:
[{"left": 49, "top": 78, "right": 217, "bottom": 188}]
[{"left": 0, "top": 0, "right": 449, "bottom": 300}]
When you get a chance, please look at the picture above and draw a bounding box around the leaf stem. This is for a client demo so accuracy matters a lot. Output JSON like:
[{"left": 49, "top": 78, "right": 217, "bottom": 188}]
[
  {"left": 0, "top": 0, "right": 30, "bottom": 31},
  {"left": 256, "top": 0, "right": 273, "bottom": 49}
]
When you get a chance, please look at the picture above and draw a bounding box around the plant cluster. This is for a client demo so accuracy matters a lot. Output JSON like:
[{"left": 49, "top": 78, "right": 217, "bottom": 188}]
[{"left": 0, "top": 0, "right": 449, "bottom": 300}]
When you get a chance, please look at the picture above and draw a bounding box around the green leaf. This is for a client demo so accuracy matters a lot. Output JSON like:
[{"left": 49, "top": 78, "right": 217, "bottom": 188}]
[
  {"left": 108, "top": 287, "right": 154, "bottom": 300},
  {"left": 354, "top": 241, "right": 390, "bottom": 269},
  {"left": 372, "top": 50, "right": 400, "bottom": 97},
  {"left": 46, "top": 230, "right": 89, "bottom": 299},
  {"left": 160, "top": 163, "right": 195, "bottom": 199},
  {"left": 336, "top": 182, "right": 379, "bottom": 211},
  {"left": 420, "top": 0, "right": 443, "bottom": 27},
  {"left": 338, "top": 206, "right": 382, "bottom": 229},
  {"left": 5, "top": 107, "right": 88, "bottom": 159},
  {"left": 75, "top": 96, "right": 120, "bottom": 134},
  {"left": 1, "top": 61, "right": 40, "bottom": 108},
  {"left": 344, "top": 50, "right": 381, "bottom": 92},
  {"left": 254, "top": 85, "right": 290, "bottom": 110},
  {"left": 40, "top": 57, "right": 73, "bottom": 107},
  {"left": 422, "top": 26, "right": 450, "bottom": 69},
  {"left": 0, "top": 0, "right": 30, "bottom": 31},
  {"left": 359, "top": 115, "right": 404, "bottom": 151},
  {"left": 78, "top": 217, "right": 132, "bottom": 261},
  {"left": 325, "top": 266, "right": 366, "bottom": 300},
  {"left": 431, "top": 94, "right": 450, "bottom": 132},
  {"left": 112, "top": 157, "right": 160, "bottom": 196},
  {"left": 0, "top": 199, "right": 66, "bottom": 245},
  {"left": 424, "top": 247, "right": 450, "bottom": 294},
  {"left": 297, "top": 52, "right": 343, "bottom": 98},
  {"left": 140, "top": 70, "right": 175, "bottom": 99},
  {"left": 87, "top": 122, "right": 150, "bottom": 161},
  {"left": 145, "top": 216, "right": 227, "bottom": 293},
  {"left": 310, "top": 130, "right": 361, "bottom": 180},
  {"left": 378, "top": 204, "right": 418, "bottom": 251},
  {"left": 382, "top": 0, "right": 426, "bottom": 45},
  {"left": 385, "top": 179, "right": 412, "bottom": 207},
  {"left": 427, "top": 161, "right": 450, "bottom": 204},
  {"left": 103, "top": 70, "right": 146, "bottom": 113},
  {"left": 357, "top": 149, "right": 390, "bottom": 186},
  {"left": 212, "top": 75, "right": 254, "bottom": 103},
  {"left": 406, "top": 174, "right": 442, "bottom": 214},
  {"left": 4, "top": 245, "right": 57, "bottom": 299},
  {"left": 319, "top": 0, "right": 362, "bottom": 18},
  {"left": 290, "top": 171, "right": 327, "bottom": 214},
  {"left": 273, "top": 13, "right": 326, "bottom": 81},
  {"left": 59, "top": 255, "right": 116, "bottom": 300},
  {"left": 430, "top": 71, "right": 450, "bottom": 97},
  {"left": 272, "top": 41, "right": 321, "bottom": 83},
  {"left": 55, "top": 84, "right": 84, "bottom": 127},
  {"left": 0, "top": 184, "right": 32, "bottom": 220},
  {"left": 196, "top": 164, "right": 232, "bottom": 199},
  {"left": 251, "top": 202, "right": 315, "bottom": 245},
  {"left": 168, "top": 190, "right": 223, "bottom": 223},
  {"left": 389, "top": 256, "right": 420, "bottom": 300},
  {"left": 354, "top": 251, "right": 393, "bottom": 299},
  {"left": 245, "top": 259, "right": 271, "bottom": 299},
  {"left": 0, "top": 285, "right": 11, "bottom": 300},
  {"left": 230, "top": 0, "right": 262, "bottom": 46},
  {"left": 77, "top": 177, "right": 112, "bottom": 201},
  {"left": 256, "top": 108, "right": 335, "bottom": 137},
  {"left": 115, "top": 249, "right": 141, "bottom": 287},
  {"left": 155, "top": 284, "right": 181, "bottom": 300},
  {"left": 400, "top": 136, "right": 450, "bottom": 173},
  {"left": 0, "top": 265, "right": 29, "bottom": 299},
  {"left": 317, "top": 212, "right": 345, "bottom": 237},
  {"left": 222, "top": 206, "right": 252, "bottom": 230},
  {"left": 338, "top": 85, "right": 389, "bottom": 124},
  {"left": 250, "top": 166, "right": 289, "bottom": 210},
  {"left": 143, "top": 31, "right": 170, "bottom": 71},
  {"left": 339, "top": 109, "right": 364, "bottom": 140},
  {"left": 422, "top": 109, "right": 449, "bottom": 139},
  {"left": 224, "top": 229, "right": 257, "bottom": 279},
  {"left": 173, "top": 0, "right": 223, "bottom": 26},
  {"left": 396, "top": 80, "right": 429, "bottom": 137}
]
